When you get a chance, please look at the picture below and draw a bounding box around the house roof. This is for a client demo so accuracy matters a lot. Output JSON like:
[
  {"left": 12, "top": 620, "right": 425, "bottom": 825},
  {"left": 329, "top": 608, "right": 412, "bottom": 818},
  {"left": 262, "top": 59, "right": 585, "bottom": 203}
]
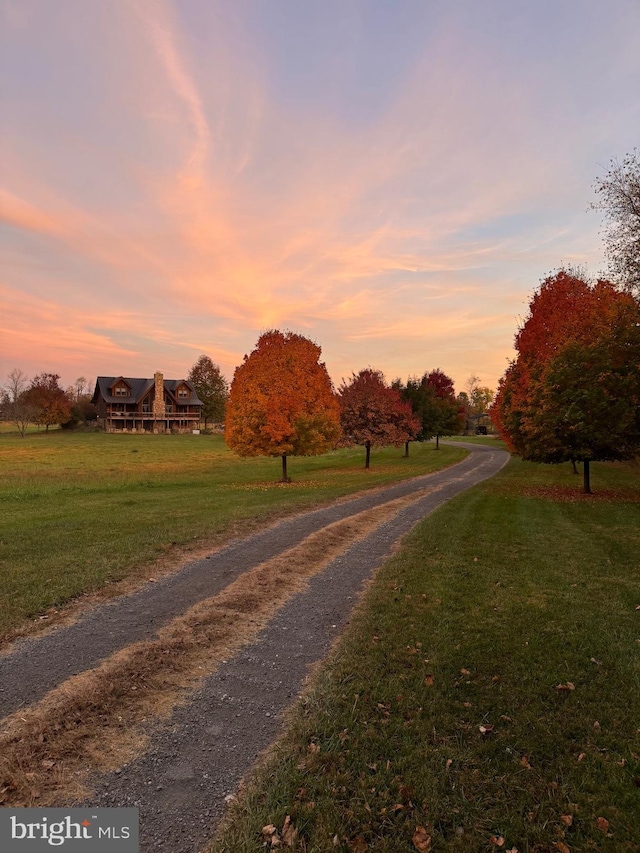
[{"left": 92, "top": 377, "right": 203, "bottom": 406}]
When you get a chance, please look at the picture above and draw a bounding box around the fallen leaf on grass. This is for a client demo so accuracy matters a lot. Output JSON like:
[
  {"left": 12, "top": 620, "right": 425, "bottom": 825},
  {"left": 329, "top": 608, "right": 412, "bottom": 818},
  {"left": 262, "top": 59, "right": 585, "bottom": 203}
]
[
  {"left": 412, "top": 826, "right": 432, "bottom": 851},
  {"left": 520, "top": 756, "right": 532, "bottom": 770},
  {"left": 577, "top": 752, "right": 586, "bottom": 762},
  {"left": 552, "top": 843, "right": 570, "bottom": 853},
  {"left": 424, "top": 674, "right": 434, "bottom": 686},
  {"left": 348, "top": 835, "right": 367, "bottom": 853},
  {"left": 560, "top": 814, "right": 574, "bottom": 826},
  {"left": 596, "top": 817, "right": 609, "bottom": 833},
  {"left": 490, "top": 836, "right": 504, "bottom": 847},
  {"left": 281, "top": 815, "right": 296, "bottom": 847},
  {"left": 446, "top": 759, "right": 453, "bottom": 770},
  {"left": 460, "top": 668, "right": 472, "bottom": 676},
  {"left": 380, "top": 803, "right": 404, "bottom": 816},
  {"left": 556, "top": 682, "right": 576, "bottom": 692},
  {"left": 479, "top": 724, "right": 494, "bottom": 736}
]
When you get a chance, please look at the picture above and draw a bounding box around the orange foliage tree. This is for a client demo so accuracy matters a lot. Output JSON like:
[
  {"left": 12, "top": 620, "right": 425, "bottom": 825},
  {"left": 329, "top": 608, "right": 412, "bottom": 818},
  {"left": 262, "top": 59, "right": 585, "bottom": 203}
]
[
  {"left": 22, "top": 373, "right": 71, "bottom": 432},
  {"left": 491, "top": 269, "right": 640, "bottom": 493},
  {"left": 338, "top": 369, "right": 420, "bottom": 468},
  {"left": 225, "top": 330, "right": 341, "bottom": 482}
]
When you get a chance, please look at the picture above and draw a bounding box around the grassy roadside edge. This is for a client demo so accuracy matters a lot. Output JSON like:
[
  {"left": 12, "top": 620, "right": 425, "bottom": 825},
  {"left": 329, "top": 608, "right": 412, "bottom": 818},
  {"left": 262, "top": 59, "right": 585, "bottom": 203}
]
[
  {"left": 210, "top": 457, "right": 640, "bottom": 852},
  {"left": 0, "top": 437, "right": 467, "bottom": 645}
]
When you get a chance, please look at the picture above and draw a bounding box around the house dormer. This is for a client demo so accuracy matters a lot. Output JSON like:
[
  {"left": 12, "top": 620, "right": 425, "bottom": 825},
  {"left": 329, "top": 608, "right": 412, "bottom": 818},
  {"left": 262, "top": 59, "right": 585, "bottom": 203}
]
[
  {"left": 110, "top": 378, "right": 131, "bottom": 398},
  {"left": 175, "top": 382, "right": 191, "bottom": 401}
]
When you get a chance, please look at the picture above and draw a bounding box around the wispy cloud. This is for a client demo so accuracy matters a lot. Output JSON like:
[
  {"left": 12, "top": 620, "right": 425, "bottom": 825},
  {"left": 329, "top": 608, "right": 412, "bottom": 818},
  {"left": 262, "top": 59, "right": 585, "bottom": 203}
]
[{"left": 1, "top": 1, "right": 637, "bottom": 390}]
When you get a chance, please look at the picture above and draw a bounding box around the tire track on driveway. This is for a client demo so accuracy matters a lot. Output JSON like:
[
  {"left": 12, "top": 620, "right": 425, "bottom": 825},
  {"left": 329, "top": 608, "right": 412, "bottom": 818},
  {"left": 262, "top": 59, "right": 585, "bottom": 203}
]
[
  {"left": 0, "top": 444, "right": 506, "bottom": 719},
  {"left": 77, "top": 443, "right": 507, "bottom": 853}
]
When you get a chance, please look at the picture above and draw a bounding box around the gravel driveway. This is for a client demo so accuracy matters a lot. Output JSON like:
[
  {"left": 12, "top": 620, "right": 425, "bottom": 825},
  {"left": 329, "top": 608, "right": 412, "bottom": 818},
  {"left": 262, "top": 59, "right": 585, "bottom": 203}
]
[{"left": 1, "top": 442, "right": 507, "bottom": 851}]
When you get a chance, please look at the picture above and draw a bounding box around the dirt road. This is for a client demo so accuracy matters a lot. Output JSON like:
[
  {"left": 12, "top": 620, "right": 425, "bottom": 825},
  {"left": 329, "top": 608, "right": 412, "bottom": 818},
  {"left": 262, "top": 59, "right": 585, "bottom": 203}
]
[{"left": 0, "top": 442, "right": 507, "bottom": 852}]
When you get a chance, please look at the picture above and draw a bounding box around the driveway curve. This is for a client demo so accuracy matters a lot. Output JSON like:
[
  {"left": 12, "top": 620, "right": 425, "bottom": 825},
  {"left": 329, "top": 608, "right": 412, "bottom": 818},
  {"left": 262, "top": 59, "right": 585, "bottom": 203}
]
[{"left": 1, "top": 442, "right": 508, "bottom": 851}]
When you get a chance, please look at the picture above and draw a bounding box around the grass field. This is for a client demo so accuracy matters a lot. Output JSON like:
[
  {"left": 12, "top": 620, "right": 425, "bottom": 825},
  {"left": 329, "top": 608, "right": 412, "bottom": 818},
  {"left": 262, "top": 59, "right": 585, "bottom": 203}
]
[
  {"left": 0, "top": 431, "right": 466, "bottom": 640},
  {"left": 212, "top": 456, "right": 640, "bottom": 853},
  {"left": 0, "top": 421, "right": 61, "bottom": 434}
]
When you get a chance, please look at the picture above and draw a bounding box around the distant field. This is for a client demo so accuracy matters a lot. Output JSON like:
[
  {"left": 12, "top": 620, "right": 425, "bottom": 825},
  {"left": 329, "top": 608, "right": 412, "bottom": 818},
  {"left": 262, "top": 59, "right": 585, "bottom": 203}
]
[
  {"left": 0, "top": 431, "right": 466, "bottom": 640},
  {"left": 212, "top": 455, "right": 640, "bottom": 853},
  {"left": 444, "top": 434, "right": 507, "bottom": 448},
  {"left": 0, "top": 421, "right": 61, "bottom": 434}
]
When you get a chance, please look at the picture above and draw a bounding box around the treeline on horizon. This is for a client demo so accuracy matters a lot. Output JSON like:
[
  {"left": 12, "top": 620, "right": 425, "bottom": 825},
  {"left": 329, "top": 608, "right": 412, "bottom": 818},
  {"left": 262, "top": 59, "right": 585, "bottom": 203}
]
[
  {"left": 2, "top": 151, "right": 639, "bottom": 488},
  {"left": 0, "top": 350, "right": 494, "bottom": 471}
]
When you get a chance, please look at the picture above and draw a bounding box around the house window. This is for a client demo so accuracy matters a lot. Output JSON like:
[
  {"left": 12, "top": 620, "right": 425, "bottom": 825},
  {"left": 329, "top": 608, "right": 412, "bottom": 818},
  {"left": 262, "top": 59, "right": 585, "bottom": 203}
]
[
  {"left": 177, "top": 388, "right": 189, "bottom": 399},
  {"left": 115, "top": 386, "right": 127, "bottom": 396}
]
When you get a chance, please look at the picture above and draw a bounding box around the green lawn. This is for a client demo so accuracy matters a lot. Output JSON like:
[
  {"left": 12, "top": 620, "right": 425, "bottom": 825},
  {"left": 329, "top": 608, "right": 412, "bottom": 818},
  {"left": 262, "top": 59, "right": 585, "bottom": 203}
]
[
  {"left": 212, "top": 457, "right": 640, "bottom": 853},
  {"left": 0, "top": 421, "right": 61, "bottom": 434},
  {"left": 443, "top": 435, "right": 508, "bottom": 449},
  {"left": 0, "top": 431, "right": 465, "bottom": 639}
]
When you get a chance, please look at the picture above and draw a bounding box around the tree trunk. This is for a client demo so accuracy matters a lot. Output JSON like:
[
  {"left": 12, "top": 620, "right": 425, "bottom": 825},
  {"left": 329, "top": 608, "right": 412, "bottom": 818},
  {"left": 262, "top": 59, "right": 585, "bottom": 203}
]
[
  {"left": 583, "top": 459, "right": 591, "bottom": 494},
  {"left": 435, "top": 434, "right": 439, "bottom": 449},
  {"left": 281, "top": 454, "right": 291, "bottom": 483},
  {"left": 404, "top": 440, "right": 409, "bottom": 457},
  {"left": 571, "top": 458, "right": 578, "bottom": 475},
  {"left": 365, "top": 440, "right": 371, "bottom": 469}
]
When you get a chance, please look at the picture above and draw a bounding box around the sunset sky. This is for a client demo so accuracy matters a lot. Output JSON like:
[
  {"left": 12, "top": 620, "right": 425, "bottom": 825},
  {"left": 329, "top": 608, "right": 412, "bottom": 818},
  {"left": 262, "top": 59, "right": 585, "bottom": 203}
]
[{"left": 1, "top": 0, "right": 639, "bottom": 395}]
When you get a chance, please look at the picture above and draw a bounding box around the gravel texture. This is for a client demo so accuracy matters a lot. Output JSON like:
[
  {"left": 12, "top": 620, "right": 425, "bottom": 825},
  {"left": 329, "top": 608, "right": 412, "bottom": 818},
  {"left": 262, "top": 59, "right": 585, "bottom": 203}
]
[{"left": 1, "top": 443, "right": 508, "bottom": 851}]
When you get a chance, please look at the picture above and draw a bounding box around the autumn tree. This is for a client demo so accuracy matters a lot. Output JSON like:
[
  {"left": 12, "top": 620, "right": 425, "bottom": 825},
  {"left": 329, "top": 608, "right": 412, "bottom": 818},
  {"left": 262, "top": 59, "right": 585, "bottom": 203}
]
[
  {"left": 338, "top": 369, "right": 419, "bottom": 469},
  {"left": 591, "top": 149, "right": 640, "bottom": 296},
  {"left": 188, "top": 354, "right": 229, "bottom": 428},
  {"left": 62, "top": 376, "right": 96, "bottom": 429},
  {"left": 394, "top": 376, "right": 432, "bottom": 455},
  {"left": 22, "top": 373, "right": 71, "bottom": 432},
  {"left": 398, "top": 370, "right": 464, "bottom": 451},
  {"left": 225, "top": 330, "right": 341, "bottom": 482},
  {"left": 491, "top": 269, "right": 640, "bottom": 493},
  {"left": 423, "top": 369, "right": 466, "bottom": 448},
  {"left": 1, "top": 369, "right": 35, "bottom": 437}
]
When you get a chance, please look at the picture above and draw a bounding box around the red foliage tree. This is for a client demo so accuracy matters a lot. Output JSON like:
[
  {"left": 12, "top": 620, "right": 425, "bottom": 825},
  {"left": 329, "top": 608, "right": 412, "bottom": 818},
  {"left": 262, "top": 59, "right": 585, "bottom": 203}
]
[
  {"left": 422, "top": 369, "right": 466, "bottom": 448},
  {"left": 22, "top": 373, "right": 71, "bottom": 431},
  {"left": 491, "top": 269, "right": 640, "bottom": 493},
  {"left": 338, "top": 369, "right": 420, "bottom": 468},
  {"left": 225, "top": 330, "right": 341, "bottom": 482}
]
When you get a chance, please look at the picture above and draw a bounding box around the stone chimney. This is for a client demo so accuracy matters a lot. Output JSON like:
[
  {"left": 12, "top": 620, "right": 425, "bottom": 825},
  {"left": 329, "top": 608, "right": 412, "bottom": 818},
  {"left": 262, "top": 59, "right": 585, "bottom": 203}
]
[{"left": 153, "top": 372, "right": 165, "bottom": 418}]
